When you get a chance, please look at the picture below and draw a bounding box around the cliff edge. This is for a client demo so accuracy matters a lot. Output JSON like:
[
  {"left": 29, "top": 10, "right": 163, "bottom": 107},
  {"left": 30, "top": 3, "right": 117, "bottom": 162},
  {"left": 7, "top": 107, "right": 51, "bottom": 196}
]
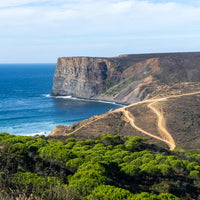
[{"left": 51, "top": 52, "right": 200, "bottom": 104}]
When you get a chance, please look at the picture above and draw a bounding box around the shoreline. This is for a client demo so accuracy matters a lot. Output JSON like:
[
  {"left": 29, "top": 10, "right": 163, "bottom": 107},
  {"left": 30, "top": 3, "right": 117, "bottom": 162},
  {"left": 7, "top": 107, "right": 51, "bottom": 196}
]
[
  {"left": 49, "top": 94, "right": 128, "bottom": 107},
  {"left": 11, "top": 94, "right": 126, "bottom": 137}
]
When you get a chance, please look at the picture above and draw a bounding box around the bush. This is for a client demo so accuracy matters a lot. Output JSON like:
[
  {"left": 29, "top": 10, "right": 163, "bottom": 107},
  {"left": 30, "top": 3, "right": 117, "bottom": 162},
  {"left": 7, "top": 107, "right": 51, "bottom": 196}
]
[
  {"left": 125, "top": 136, "right": 145, "bottom": 151},
  {"left": 87, "top": 185, "right": 134, "bottom": 200}
]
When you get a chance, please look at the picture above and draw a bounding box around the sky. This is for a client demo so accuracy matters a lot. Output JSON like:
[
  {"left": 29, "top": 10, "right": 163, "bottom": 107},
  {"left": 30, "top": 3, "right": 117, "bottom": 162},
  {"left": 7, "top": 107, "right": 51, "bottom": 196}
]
[{"left": 0, "top": 0, "right": 200, "bottom": 63}]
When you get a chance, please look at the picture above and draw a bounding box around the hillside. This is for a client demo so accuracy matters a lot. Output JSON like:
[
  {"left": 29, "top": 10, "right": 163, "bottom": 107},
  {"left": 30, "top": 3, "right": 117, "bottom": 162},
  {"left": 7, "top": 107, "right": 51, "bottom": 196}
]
[
  {"left": 50, "top": 82, "right": 200, "bottom": 150},
  {"left": 50, "top": 52, "right": 200, "bottom": 150},
  {"left": 51, "top": 52, "right": 200, "bottom": 104}
]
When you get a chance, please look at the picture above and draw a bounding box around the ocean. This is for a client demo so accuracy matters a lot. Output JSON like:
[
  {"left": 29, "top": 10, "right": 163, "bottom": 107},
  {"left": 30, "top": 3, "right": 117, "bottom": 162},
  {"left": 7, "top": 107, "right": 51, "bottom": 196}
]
[{"left": 0, "top": 64, "right": 122, "bottom": 136}]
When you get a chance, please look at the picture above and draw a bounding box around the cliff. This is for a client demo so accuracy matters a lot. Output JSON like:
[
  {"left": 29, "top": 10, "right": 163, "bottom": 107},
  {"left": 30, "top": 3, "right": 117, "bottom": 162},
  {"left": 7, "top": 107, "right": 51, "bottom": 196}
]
[
  {"left": 51, "top": 57, "right": 120, "bottom": 98},
  {"left": 50, "top": 52, "right": 200, "bottom": 149},
  {"left": 51, "top": 52, "right": 200, "bottom": 104}
]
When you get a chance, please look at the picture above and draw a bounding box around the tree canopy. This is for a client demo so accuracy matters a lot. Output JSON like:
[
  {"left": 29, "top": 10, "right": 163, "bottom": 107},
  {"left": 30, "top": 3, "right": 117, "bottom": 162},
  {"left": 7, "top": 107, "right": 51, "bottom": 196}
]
[{"left": 0, "top": 133, "right": 200, "bottom": 199}]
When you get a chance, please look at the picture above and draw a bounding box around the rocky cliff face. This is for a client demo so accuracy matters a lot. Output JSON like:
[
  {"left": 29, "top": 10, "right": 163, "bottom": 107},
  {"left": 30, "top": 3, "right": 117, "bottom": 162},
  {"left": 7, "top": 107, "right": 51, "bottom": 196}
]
[
  {"left": 51, "top": 57, "right": 121, "bottom": 98},
  {"left": 51, "top": 52, "right": 200, "bottom": 104}
]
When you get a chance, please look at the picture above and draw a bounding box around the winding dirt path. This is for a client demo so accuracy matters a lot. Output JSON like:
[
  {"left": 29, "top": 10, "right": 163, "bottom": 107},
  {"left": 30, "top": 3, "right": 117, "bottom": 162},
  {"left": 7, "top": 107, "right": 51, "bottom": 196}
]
[
  {"left": 147, "top": 102, "right": 176, "bottom": 150},
  {"left": 70, "top": 112, "right": 112, "bottom": 134},
  {"left": 114, "top": 91, "right": 200, "bottom": 150},
  {"left": 121, "top": 108, "right": 175, "bottom": 150},
  {"left": 70, "top": 118, "right": 99, "bottom": 134},
  {"left": 69, "top": 90, "right": 200, "bottom": 150}
]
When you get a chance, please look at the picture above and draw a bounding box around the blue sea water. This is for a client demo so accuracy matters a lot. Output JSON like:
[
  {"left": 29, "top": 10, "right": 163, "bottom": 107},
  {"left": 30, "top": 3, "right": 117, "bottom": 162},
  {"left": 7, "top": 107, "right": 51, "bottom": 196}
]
[{"left": 0, "top": 64, "right": 122, "bottom": 136}]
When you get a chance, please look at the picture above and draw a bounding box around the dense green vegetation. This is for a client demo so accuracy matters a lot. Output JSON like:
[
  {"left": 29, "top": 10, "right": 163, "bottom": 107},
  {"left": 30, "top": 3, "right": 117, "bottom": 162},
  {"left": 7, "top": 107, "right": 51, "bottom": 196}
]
[{"left": 0, "top": 132, "right": 200, "bottom": 199}]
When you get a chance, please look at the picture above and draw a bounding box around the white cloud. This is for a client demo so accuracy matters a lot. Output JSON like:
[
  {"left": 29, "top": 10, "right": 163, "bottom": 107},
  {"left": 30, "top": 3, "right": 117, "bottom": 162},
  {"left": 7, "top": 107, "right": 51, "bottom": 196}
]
[
  {"left": 0, "top": 0, "right": 48, "bottom": 8},
  {"left": 0, "top": 0, "right": 200, "bottom": 62}
]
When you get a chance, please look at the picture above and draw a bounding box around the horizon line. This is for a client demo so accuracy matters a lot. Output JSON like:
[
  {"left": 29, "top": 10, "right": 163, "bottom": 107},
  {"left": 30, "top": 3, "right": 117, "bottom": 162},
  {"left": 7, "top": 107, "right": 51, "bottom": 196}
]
[{"left": 1, "top": 51, "right": 200, "bottom": 64}]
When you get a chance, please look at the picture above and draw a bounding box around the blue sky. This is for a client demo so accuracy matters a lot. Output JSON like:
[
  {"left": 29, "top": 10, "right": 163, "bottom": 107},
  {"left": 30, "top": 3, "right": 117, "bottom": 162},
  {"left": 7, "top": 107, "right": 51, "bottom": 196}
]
[{"left": 0, "top": 0, "right": 200, "bottom": 63}]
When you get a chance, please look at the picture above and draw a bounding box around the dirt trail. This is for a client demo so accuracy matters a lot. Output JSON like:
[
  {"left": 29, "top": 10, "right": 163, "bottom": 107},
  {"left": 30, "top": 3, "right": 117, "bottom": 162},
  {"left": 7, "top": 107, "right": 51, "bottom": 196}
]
[
  {"left": 121, "top": 109, "right": 175, "bottom": 150},
  {"left": 120, "top": 90, "right": 200, "bottom": 110},
  {"left": 147, "top": 102, "right": 176, "bottom": 150},
  {"left": 114, "top": 91, "right": 200, "bottom": 150},
  {"left": 70, "top": 118, "right": 99, "bottom": 134},
  {"left": 70, "top": 112, "right": 112, "bottom": 134},
  {"left": 69, "top": 91, "right": 200, "bottom": 149}
]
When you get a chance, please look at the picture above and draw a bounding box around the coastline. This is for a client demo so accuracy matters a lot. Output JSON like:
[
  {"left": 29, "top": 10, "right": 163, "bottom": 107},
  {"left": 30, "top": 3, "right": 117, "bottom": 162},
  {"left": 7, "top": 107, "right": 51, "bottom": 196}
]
[
  {"left": 46, "top": 94, "right": 127, "bottom": 137},
  {"left": 49, "top": 94, "right": 128, "bottom": 107}
]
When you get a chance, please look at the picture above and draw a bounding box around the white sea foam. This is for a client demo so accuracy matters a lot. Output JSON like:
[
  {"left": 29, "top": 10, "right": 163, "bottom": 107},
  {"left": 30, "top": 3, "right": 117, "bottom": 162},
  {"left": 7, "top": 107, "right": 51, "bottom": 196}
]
[
  {"left": 75, "top": 98, "right": 124, "bottom": 106},
  {"left": 44, "top": 94, "right": 72, "bottom": 99},
  {"left": 55, "top": 95, "right": 72, "bottom": 99},
  {"left": 43, "top": 94, "right": 51, "bottom": 98},
  {"left": 43, "top": 93, "right": 123, "bottom": 105},
  {"left": 48, "top": 94, "right": 124, "bottom": 106},
  {"left": 22, "top": 131, "right": 51, "bottom": 137}
]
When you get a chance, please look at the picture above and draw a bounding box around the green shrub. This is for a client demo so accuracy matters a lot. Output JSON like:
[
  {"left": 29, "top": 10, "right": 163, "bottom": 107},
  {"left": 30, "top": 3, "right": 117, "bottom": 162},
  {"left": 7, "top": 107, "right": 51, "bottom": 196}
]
[{"left": 87, "top": 185, "right": 134, "bottom": 200}]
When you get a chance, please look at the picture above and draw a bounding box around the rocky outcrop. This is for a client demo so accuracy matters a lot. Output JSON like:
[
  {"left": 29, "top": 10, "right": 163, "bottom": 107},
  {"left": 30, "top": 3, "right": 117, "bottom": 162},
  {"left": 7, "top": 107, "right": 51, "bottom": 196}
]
[
  {"left": 51, "top": 52, "right": 200, "bottom": 104},
  {"left": 51, "top": 57, "right": 121, "bottom": 98}
]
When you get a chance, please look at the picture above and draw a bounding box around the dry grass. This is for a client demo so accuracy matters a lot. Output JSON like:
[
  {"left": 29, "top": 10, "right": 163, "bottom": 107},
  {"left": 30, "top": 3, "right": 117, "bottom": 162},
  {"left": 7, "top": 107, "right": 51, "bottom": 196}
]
[{"left": 0, "top": 186, "right": 79, "bottom": 200}]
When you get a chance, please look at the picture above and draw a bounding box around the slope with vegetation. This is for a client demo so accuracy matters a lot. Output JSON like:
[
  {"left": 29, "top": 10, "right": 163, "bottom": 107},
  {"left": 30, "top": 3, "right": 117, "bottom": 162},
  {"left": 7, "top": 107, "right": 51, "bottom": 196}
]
[
  {"left": 1, "top": 132, "right": 200, "bottom": 199},
  {"left": 51, "top": 82, "right": 200, "bottom": 151}
]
